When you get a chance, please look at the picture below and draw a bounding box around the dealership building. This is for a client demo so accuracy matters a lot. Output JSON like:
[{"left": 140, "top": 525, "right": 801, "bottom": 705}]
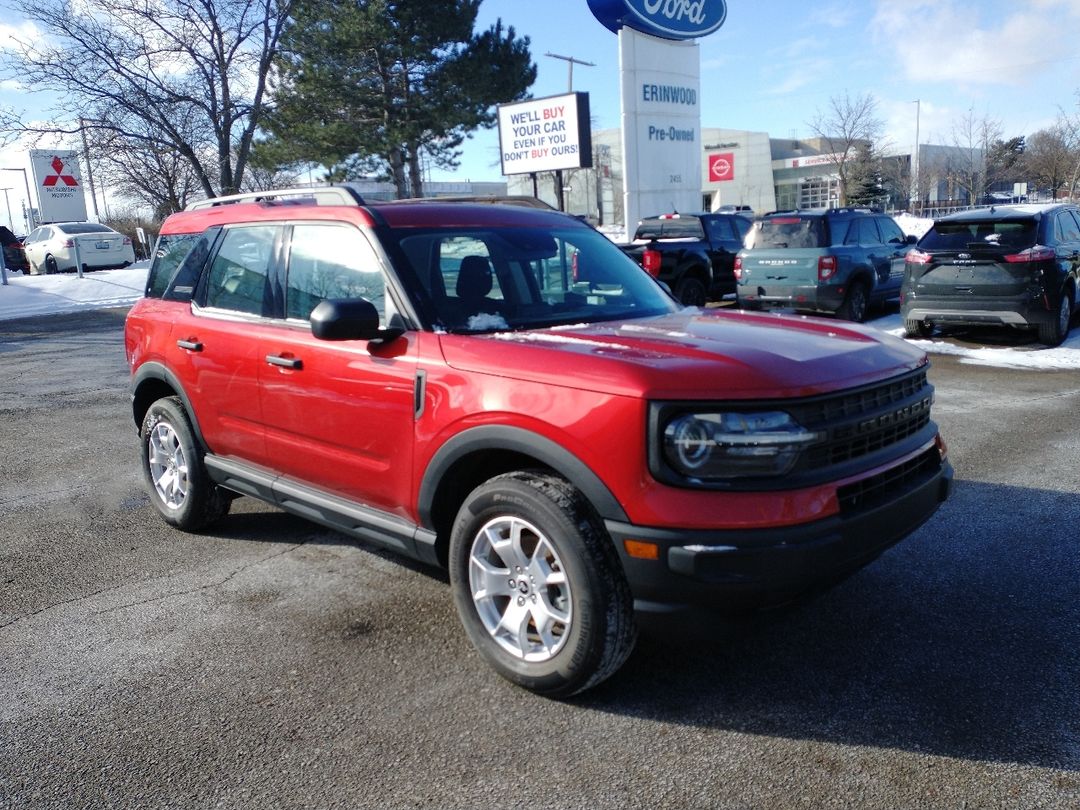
[{"left": 507, "top": 128, "right": 973, "bottom": 233}]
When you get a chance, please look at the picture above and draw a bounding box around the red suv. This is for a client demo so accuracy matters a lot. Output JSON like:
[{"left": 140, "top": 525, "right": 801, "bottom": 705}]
[{"left": 125, "top": 186, "right": 952, "bottom": 696}]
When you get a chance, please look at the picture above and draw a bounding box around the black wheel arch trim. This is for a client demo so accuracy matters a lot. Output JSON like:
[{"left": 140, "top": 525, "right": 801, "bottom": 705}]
[
  {"left": 418, "top": 425, "right": 629, "bottom": 529},
  {"left": 130, "top": 361, "right": 209, "bottom": 450}
]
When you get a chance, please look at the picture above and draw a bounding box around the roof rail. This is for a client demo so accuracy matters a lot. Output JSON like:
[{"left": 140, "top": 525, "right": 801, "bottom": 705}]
[{"left": 186, "top": 185, "right": 366, "bottom": 210}]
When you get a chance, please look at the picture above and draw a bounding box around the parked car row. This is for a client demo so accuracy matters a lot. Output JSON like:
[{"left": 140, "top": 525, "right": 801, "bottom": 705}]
[{"left": 623, "top": 201, "right": 1077, "bottom": 346}]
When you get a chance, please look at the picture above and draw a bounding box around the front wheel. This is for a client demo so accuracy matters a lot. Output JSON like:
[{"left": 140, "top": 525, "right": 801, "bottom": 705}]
[
  {"left": 1037, "top": 290, "right": 1072, "bottom": 346},
  {"left": 140, "top": 396, "right": 231, "bottom": 531},
  {"left": 449, "top": 471, "right": 636, "bottom": 697}
]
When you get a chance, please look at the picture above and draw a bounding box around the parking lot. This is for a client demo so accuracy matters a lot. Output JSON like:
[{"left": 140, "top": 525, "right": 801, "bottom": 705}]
[{"left": 1, "top": 307, "right": 1078, "bottom": 809}]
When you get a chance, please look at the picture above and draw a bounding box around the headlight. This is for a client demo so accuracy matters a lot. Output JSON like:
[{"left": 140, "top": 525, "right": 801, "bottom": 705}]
[{"left": 661, "top": 410, "right": 822, "bottom": 480}]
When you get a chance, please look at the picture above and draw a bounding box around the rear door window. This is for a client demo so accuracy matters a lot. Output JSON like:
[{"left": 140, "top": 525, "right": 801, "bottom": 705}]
[
  {"left": 1053, "top": 210, "right": 1080, "bottom": 243},
  {"left": 202, "top": 225, "right": 279, "bottom": 316}
]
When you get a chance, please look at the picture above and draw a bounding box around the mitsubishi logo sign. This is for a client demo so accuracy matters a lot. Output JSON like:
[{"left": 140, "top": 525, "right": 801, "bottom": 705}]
[
  {"left": 29, "top": 150, "right": 89, "bottom": 222},
  {"left": 43, "top": 156, "right": 79, "bottom": 188}
]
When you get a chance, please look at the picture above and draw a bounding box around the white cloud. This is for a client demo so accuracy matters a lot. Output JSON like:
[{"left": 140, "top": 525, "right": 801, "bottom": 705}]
[{"left": 871, "top": 0, "right": 1075, "bottom": 88}]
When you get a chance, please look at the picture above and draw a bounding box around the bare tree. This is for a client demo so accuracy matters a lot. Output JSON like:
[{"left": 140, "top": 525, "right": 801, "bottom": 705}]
[
  {"left": 947, "top": 109, "right": 1002, "bottom": 203},
  {"left": 806, "top": 92, "right": 884, "bottom": 206},
  {"left": 1024, "top": 127, "right": 1077, "bottom": 199},
  {"left": 88, "top": 128, "right": 202, "bottom": 217},
  {"left": 1057, "top": 91, "right": 1080, "bottom": 198},
  {"left": 0, "top": 0, "right": 292, "bottom": 198}
]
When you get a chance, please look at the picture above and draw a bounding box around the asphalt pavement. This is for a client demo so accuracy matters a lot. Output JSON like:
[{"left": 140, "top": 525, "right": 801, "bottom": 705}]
[{"left": 1, "top": 308, "right": 1078, "bottom": 809}]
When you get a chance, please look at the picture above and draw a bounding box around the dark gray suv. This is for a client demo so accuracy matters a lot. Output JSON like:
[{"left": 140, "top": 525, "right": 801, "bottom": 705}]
[
  {"left": 735, "top": 208, "right": 917, "bottom": 321},
  {"left": 901, "top": 204, "right": 1079, "bottom": 346}
]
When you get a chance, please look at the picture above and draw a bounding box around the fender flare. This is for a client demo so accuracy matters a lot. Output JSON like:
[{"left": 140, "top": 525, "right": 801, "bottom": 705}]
[
  {"left": 130, "top": 361, "right": 209, "bottom": 450},
  {"left": 417, "top": 425, "right": 629, "bottom": 527}
]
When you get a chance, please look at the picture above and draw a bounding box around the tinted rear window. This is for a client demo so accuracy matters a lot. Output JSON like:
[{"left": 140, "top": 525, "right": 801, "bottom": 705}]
[
  {"left": 56, "top": 223, "right": 111, "bottom": 235},
  {"left": 920, "top": 219, "right": 1037, "bottom": 251},
  {"left": 634, "top": 217, "right": 704, "bottom": 240},
  {"left": 747, "top": 216, "right": 827, "bottom": 249}
]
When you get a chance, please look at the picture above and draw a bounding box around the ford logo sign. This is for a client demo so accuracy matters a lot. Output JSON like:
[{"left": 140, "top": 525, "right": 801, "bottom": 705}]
[{"left": 588, "top": 0, "right": 727, "bottom": 40}]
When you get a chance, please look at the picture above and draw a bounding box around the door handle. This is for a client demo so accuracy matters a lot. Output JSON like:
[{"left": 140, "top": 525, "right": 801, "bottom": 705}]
[
  {"left": 176, "top": 339, "right": 203, "bottom": 351},
  {"left": 266, "top": 354, "right": 302, "bottom": 370}
]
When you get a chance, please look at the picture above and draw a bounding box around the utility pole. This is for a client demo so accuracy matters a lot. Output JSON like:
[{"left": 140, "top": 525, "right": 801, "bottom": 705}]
[
  {"left": 544, "top": 52, "right": 596, "bottom": 93},
  {"left": 0, "top": 187, "right": 12, "bottom": 230},
  {"left": 544, "top": 53, "right": 596, "bottom": 212},
  {"left": 79, "top": 118, "right": 102, "bottom": 220}
]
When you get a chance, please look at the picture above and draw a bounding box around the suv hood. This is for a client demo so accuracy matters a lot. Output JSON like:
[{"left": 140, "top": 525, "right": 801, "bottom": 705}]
[{"left": 438, "top": 309, "right": 926, "bottom": 400}]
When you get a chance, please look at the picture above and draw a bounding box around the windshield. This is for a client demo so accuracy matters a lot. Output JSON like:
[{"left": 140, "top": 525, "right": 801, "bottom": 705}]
[
  {"left": 746, "top": 216, "right": 827, "bottom": 249},
  {"left": 919, "top": 219, "right": 1038, "bottom": 251},
  {"left": 390, "top": 225, "right": 678, "bottom": 332}
]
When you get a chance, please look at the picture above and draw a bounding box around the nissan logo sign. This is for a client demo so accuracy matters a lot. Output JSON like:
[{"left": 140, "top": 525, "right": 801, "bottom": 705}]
[{"left": 588, "top": 0, "right": 728, "bottom": 40}]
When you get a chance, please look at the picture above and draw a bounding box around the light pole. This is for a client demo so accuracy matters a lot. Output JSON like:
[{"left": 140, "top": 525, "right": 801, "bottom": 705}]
[
  {"left": 0, "top": 167, "right": 36, "bottom": 232},
  {"left": 0, "top": 187, "right": 12, "bottom": 230},
  {"left": 911, "top": 99, "right": 920, "bottom": 211}
]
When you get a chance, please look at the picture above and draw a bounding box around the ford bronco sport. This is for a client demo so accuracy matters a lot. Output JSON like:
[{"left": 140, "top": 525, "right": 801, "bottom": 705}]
[
  {"left": 125, "top": 186, "right": 952, "bottom": 696},
  {"left": 735, "top": 208, "right": 917, "bottom": 321}
]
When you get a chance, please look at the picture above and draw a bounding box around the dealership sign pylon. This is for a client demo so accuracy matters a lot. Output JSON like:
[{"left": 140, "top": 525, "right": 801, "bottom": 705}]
[{"left": 587, "top": 0, "right": 727, "bottom": 232}]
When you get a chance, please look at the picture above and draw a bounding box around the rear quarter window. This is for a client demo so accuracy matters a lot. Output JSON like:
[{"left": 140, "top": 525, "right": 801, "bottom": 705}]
[{"left": 145, "top": 233, "right": 202, "bottom": 299}]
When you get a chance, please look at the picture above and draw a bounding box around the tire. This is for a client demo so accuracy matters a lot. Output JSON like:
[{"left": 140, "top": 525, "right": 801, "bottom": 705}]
[
  {"left": 904, "top": 318, "right": 933, "bottom": 338},
  {"left": 44, "top": 255, "right": 59, "bottom": 275},
  {"left": 674, "top": 275, "right": 707, "bottom": 307},
  {"left": 449, "top": 471, "right": 637, "bottom": 698},
  {"left": 1037, "top": 289, "right": 1072, "bottom": 346},
  {"left": 140, "top": 396, "right": 231, "bottom": 531},
  {"left": 837, "top": 280, "right": 869, "bottom": 322}
]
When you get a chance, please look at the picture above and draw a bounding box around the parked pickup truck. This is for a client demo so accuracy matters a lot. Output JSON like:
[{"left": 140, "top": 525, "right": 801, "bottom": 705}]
[{"left": 621, "top": 212, "right": 752, "bottom": 305}]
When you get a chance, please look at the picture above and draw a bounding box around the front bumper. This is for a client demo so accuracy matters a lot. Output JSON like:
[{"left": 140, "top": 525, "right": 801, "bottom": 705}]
[{"left": 607, "top": 453, "right": 953, "bottom": 612}]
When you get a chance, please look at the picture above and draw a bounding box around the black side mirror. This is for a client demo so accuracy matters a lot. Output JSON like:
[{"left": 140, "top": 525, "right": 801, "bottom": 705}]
[
  {"left": 906, "top": 234, "right": 918, "bottom": 245},
  {"left": 310, "top": 298, "right": 404, "bottom": 342}
]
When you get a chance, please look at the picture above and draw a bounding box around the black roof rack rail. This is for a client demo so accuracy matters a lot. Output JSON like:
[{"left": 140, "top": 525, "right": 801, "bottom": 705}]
[{"left": 186, "top": 185, "right": 366, "bottom": 210}]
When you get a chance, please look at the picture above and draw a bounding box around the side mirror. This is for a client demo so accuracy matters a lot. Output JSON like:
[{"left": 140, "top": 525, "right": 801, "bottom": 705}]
[
  {"left": 906, "top": 234, "right": 918, "bottom": 245},
  {"left": 310, "top": 298, "right": 404, "bottom": 342}
]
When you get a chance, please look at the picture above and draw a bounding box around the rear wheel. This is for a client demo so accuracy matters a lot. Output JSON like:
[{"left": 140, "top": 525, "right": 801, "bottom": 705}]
[
  {"left": 449, "top": 471, "right": 636, "bottom": 697},
  {"left": 837, "top": 280, "right": 869, "bottom": 322},
  {"left": 674, "top": 275, "right": 707, "bottom": 307},
  {"left": 44, "top": 255, "right": 59, "bottom": 275},
  {"left": 904, "top": 318, "right": 934, "bottom": 338},
  {"left": 1038, "top": 289, "right": 1072, "bottom": 346},
  {"left": 140, "top": 396, "right": 231, "bottom": 531}
]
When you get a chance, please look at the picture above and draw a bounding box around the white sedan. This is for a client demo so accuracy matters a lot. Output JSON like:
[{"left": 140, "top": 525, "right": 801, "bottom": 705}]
[{"left": 23, "top": 222, "right": 136, "bottom": 275}]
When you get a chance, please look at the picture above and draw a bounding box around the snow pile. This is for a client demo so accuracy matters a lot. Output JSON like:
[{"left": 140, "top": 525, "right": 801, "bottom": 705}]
[
  {"left": 0, "top": 263, "right": 149, "bottom": 321},
  {"left": 893, "top": 212, "right": 934, "bottom": 239}
]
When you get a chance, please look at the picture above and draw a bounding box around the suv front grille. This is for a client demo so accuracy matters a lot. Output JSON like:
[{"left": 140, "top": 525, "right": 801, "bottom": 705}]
[
  {"left": 794, "top": 368, "right": 934, "bottom": 472},
  {"left": 837, "top": 447, "right": 941, "bottom": 514}
]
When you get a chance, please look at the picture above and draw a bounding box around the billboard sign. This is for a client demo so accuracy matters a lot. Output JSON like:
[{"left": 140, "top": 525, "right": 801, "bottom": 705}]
[
  {"left": 588, "top": 0, "right": 727, "bottom": 40},
  {"left": 498, "top": 93, "right": 593, "bottom": 176},
  {"left": 29, "top": 150, "right": 88, "bottom": 223}
]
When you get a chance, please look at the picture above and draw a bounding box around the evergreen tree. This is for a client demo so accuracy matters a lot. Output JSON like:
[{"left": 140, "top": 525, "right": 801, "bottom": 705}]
[
  {"left": 260, "top": 0, "right": 536, "bottom": 197},
  {"left": 844, "top": 142, "right": 883, "bottom": 207}
]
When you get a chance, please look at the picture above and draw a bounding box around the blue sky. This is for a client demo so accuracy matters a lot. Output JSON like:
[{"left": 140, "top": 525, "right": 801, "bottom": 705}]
[
  {"left": 438, "top": 0, "right": 1080, "bottom": 181},
  {"left": 2, "top": 0, "right": 1080, "bottom": 221}
]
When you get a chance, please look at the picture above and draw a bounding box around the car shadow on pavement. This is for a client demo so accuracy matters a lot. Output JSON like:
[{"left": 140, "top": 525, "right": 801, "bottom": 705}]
[{"left": 580, "top": 478, "right": 1080, "bottom": 772}]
